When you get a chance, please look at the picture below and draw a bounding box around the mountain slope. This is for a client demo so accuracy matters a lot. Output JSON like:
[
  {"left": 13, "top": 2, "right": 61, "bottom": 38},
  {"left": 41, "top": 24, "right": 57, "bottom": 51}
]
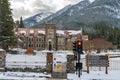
[
  {"left": 38, "top": 0, "right": 91, "bottom": 28},
  {"left": 24, "top": 12, "right": 53, "bottom": 27},
  {"left": 37, "top": 0, "right": 120, "bottom": 29}
]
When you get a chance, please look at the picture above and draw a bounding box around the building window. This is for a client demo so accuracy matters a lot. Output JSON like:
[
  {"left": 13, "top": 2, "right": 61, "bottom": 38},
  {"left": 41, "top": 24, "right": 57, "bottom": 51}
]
[
  {"left": 31, "top": 44, "right": 33, "bottom": 47},
  {"left": 42, "top": 44, "right": 44, "bottom": 48},
  {"left": 42, "top": 37, "right": 45, "bottom": 42},
  {"left": 39, "top": 44, "right": 41, "bottom": 47},
  {"left": 28, "top": 44, "right": 34, "bottom": 47},
  {"left": 29, "top": 44, "right": 31, "bottom": 47},
  {"left": 39, "top": 38, "right": 41, "bottom": 41},
  {"left": 41, "top": 38, "right": 43, "bottom": 42},
  {"left": 36, "top": 44, "right": 38, "bottom": 47},
  {"left": 32, "top": 38, "right": 34, "bottom": 41},
  {"left": 30, "top": 33, "right": 33, "bottom": 36},
  {"left": 29, "top": 38, "right": 34, "bottom": 42},
  {"left": 36, "top": 38, "right": 38, "bottom": 42}
]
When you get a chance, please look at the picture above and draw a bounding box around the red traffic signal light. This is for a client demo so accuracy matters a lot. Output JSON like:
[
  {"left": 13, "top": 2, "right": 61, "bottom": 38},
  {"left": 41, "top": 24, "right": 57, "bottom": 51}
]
[
  {"left": 77, "top": 41, "right": 82, "bottom": 48},
  {"left": 77, "top": 41, "right": 83, "bottom": 54},
  {"left": 77, "top": 41, "right": 82, "bottom": 46}
]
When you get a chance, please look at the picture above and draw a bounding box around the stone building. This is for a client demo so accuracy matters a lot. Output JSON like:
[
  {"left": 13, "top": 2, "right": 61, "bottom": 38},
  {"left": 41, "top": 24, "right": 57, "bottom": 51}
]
[
  {"left": 14, "top": 23, "right": 82, "bottom": 50},
  {"left": 14, "top": 24, "right": 113, "bottom": 52},
  {"left": 45, "top": 24, "right": 56, "bottom": 50},
  {"left": 14, "top": 28, "right": 45, "bottom": 50}
]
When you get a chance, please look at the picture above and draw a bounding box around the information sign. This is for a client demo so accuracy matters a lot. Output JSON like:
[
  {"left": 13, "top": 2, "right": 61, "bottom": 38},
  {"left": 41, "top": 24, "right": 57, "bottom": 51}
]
[{"left": 86, "top": 54, "right": 109, "bottom": 67}]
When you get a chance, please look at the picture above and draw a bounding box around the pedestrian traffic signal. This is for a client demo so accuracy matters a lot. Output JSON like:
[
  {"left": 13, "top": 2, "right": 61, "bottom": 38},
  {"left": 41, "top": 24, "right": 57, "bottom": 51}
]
[
  {"left": 77, "top": 41, "right": 83, "bottom": 54},
  {"left": 73, "top": 41, "right": 77, "bottom": 52},
  {"left": 76, "top": 62, "right": 83, "bottom": 70}
]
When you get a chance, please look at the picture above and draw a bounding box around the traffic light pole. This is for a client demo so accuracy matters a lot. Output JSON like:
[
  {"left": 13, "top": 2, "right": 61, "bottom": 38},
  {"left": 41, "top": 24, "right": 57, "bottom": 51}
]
[
  {"left": 73, "top": 40, "right": 83, "bottom": 78},
  {"left": 78, "top": 52, "right": 80, "bottom": 77},
  {"left": 78, "top": 52, "right": 81, "bottom": 77},
  {"left": 77, "top": 40, "right": 83, "bottom": 78}
]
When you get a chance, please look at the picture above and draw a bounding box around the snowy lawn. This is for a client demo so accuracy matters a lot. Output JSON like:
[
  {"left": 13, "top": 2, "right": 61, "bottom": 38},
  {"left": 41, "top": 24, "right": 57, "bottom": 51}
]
[
  {"left": 68, "top": 70, "right": 120, "bottom": 80},
  {"left": 0, "top": 70, "right": 120, "bottom": 80}
]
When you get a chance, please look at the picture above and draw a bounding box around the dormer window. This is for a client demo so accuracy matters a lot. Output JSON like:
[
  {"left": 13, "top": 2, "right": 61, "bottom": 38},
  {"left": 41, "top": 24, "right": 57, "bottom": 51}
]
[
  {"left": 21, "top": 33, "right": 25, "bottom": 36},
  {"left": 30, "top": 30, "right": 34, "bottom": 36},
  {"left": 20, "top": 31, "right": 26, "bottom": 36}
]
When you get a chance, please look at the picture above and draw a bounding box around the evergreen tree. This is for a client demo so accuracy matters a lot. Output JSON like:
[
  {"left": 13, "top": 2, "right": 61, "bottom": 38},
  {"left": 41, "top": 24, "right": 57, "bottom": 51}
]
[
  {"left": 93, "top": 21, "right": 108, "bottom": 38},
  {"left": 18, "top": 17, "right": 25, "bottom": 28},
  {"left": 0, "top": 0, "right": 17, "bottom": 51},
  {"left": 107, "top": 27, "right": 120, "bottom": 46}
]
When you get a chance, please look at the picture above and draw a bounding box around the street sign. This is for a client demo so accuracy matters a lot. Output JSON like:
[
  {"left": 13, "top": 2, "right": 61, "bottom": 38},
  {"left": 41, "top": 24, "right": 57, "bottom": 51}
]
[
  {"left": 57, "top": 65, "right": 63, "bottom": 70},
  {"left": 53, "top": 53, "right": 67, "bottom": 72}
]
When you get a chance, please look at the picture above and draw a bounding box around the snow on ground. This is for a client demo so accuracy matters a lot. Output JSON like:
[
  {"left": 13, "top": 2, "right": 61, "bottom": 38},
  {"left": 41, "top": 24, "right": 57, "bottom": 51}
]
[
  {"left": 0, "top": 70, "right": 120, "bottom": 80},
  {"left": 2, "top": 50, "right": 120, "bottom": 79},
  {"left": 68, "top": 70, "right": 120, "bottom": 80},
  {"left": 0, "top": 72, "right": 50, "bottom": 80}
]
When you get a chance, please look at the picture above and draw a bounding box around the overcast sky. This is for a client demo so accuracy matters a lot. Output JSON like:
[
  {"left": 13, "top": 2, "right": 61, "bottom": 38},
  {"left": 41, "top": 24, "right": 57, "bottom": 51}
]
[{"left": 10, "top": 0, "right": 95, "bottom": 20}]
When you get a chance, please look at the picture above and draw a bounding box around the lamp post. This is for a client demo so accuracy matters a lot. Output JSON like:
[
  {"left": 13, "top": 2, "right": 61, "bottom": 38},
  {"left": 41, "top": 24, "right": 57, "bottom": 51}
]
[
  {"left": 48, "top": 38, "right": 53, "bottom": 73},
  {"left": 48, "top": 39, "right": 52, "bottom": 51}
]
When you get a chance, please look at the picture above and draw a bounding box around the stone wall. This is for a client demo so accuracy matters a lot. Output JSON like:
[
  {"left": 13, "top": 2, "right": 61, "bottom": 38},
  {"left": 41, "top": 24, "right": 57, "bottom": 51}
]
[
  {"left": 67, "top": 55, "right": 75, "bottom": 73},
  {"left": 0, "top": 50, "right": 6, "bottom": 72},
  {"left": 46, "top": 53, "right": 53, "bottom": 73},
  {"left": 51, "top": 72, "right": 67, "bottom": 79}
]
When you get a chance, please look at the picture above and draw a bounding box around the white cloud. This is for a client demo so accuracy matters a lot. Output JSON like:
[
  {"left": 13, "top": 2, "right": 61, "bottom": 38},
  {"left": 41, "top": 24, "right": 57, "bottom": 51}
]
[{"left": 10, "top": 0, "right": 94, "bottom": 20}]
